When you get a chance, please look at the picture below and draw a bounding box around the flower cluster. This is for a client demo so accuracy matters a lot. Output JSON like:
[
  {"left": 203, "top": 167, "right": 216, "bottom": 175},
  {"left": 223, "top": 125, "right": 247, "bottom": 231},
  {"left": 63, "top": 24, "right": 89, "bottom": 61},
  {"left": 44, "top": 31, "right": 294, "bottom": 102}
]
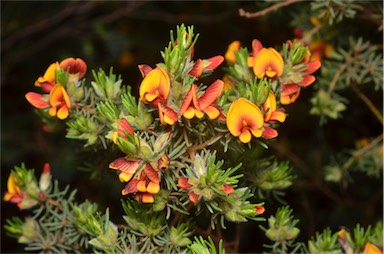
[
  {"left": 109, "top": 118, "right": 171, "bottom": 203},
  {"left": 25, "top": 58, "right": 87, "bottom": 120},
  {"left": 3, "top": 163, "right": 52, "bottom": 209},
  {"left": 222, "top": 38, "right": 321, "bottom": 143}
]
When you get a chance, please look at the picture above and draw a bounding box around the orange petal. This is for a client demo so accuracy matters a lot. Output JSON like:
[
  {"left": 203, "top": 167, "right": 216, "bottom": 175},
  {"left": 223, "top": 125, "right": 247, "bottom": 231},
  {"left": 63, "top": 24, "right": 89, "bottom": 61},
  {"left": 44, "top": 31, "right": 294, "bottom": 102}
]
[
  {"left": 225, "top": 41, "right": 241, "bottom": 63},
  {"left": 281, "top": 83, "right": 300, "bottom": 96},
  {"left": 49, "top": 84, "right": 66, "bottom": 107},
  {"left": 198, "top": 79, "right": 223, "bottom": 110},
  {"left": 226, "top": 98, "right": 264, "bottom": 140},
  {"left": 25, "top": 92, "right": 49, "bottom": 109}
]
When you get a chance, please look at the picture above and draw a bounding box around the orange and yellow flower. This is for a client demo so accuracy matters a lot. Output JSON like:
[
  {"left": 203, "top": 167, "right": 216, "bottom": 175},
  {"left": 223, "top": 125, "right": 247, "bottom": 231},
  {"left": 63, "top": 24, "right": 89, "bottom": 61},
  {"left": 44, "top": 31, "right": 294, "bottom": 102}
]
[
  {"left": 262, "top": 91, "right": 286, "bottom": 139},
  {"left": 112, "top": 118, "right": 134, "bottom": 144},
  {"left": 253, "top": 47, "right": 284, "bottom": 79},
  {"left": 363, "top": 242, "right": 382, "bottom": 254},
  {"left": 3, "top": 173, "right": 24, "bottom": 206},
  {"left": 48, "top": 84, "right": 72, "bottom": 120},
  {"left": 139, "top": 67, "right": 170, "bottom": 106},
  {"left": 26, "top": 57, "right": 87, "bottom": 120},
  {"left": 179, "top": 80, "right": 224, "bottom": 120},
  {"left": 34, "top": 62, "right": 60, "bottom": 93},
  {"left": 225, "top": 41, "right": 241, "bottom": 63},
  {"left": 226, "top": 98, "right": 264, "bottom": 143}
]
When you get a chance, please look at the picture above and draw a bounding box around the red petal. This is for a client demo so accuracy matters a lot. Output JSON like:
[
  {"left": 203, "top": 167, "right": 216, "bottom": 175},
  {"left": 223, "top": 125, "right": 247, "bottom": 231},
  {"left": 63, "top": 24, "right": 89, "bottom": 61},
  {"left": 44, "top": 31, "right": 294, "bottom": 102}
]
[
  {"left": 179, "top": 85, "right": 195, "bottom": 116},
  {"left": 198, "top": 80, "right": 224, "bottom": 110},
  {"left": 252, "top": 39, "right": 264, "bottom": 57},
  {"left": 262, "top": 126, "right": 278, "bottom": 139},
  {"left": 221, "top": 184, "right": 234, "bottom": 194},
  {"left": 122, "top": 179, "right": 139, "bottom": 195},
  {"left": 281, "top": 83, "right": 300, "bottom": 96},
  {"left": 299, "top": 75, "right": 316, "bottom": 87},
  {"left": 138, "top": 64, "right": 153, "bottom": 77},
  {"left": 143, "top": 164, "right": 160, "bottom": 183},
  {"left": 189, "top": 191, "right": 199, "bottom": 204},
  {"left": 304, "top": 60, "right": 321, "bottom": 74},
  {"left": 60, "top": 58, "right": 87, "bottom": 79},
  {"left": 158, "top": 103, "right": 178, "bottom": 125},
  {"left": 189, "top": 59, "right": 203, "bottom": 77},
  {"left": 178, "top": 178, "right": 193, "bottom": 189},
  {"left": 205, "top": 56, "right": 224, "bottom": 70},
  {"left": 255, "top": 205, "right": 265, "bottom": 214},
  {"left": 25, "top": 92, "right": 49, "bottom": 109},
  {"left": 109, "top": 157, "right": 140, "bottom": 174}
]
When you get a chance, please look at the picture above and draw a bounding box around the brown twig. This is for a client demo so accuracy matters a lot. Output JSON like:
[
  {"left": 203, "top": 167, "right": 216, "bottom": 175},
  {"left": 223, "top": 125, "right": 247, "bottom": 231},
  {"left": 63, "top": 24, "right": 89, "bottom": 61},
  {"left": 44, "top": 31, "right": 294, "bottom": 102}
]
[
  {"left": 350, "top": 83, "right": 384, "bottom": 125},
  {"left": 239, "top": 0, "right": 303, "bottom": 19}
]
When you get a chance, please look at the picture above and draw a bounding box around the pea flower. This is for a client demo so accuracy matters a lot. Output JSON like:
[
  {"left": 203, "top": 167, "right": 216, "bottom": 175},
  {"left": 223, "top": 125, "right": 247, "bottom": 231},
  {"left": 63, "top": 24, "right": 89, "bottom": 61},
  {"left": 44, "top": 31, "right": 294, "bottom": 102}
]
[
  {"left": 262, "top": 91, "right": 286, "bottom": 139},
  {"left": 3, "top": 172, "right": 24, "bottom": 207},
  {"left": 48, "top": 84, "right": 72, "bottom": 120},
  {"left": 25, "top": 57, "right": 87, "bottom": 120},
  {"left": 34, "top": 62, "right": 60, "bottom": 92},
  {"left": 110, "top": 129, "right": 171, "bottom": 203},
  {"left": 179, "top": 79, "right": 224, "bottom": 120},
  {"left": 139, "top": 66, "right": 170, "bottom": 106},
  {"left": 363, "top": 242, "right": 382, "bottom": 254},
  {"left": 225, "top": 41, "right": 241, "bottom": 63},
  {"left": 226, "top": 98, "right": 264, "bottom": 143},
  {"left": 188, "top": 56, "right": 224, "bottom": 78},
  {"left": 253, "top": 48, "right": 284, "bottom": 79},
  {"left": 280, "top": 42, "right": 321, "bottom": 105}
]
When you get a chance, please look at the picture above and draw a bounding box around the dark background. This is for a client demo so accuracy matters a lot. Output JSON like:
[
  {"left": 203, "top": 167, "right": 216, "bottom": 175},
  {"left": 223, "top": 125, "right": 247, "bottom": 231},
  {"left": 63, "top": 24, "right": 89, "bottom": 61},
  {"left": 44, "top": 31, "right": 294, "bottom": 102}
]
[{"left": 1, "top": 1, "right": 382, "bottom": 253}]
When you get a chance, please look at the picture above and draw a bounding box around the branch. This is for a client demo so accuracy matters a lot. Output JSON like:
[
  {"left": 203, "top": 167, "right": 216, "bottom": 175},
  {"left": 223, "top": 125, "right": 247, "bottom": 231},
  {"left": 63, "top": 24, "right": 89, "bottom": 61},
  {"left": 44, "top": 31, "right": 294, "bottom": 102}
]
[
  {"left": 350, "top": 83, "right": 384, "bottom": 125},
  {"left": 239, "top": 0, "right": 303, "bottom": 19}
]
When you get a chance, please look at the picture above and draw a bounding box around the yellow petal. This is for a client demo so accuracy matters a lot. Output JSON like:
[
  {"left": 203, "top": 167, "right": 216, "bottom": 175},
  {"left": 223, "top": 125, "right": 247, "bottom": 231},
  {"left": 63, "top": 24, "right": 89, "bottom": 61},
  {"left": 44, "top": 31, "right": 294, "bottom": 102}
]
[
  {"left": 225, "top": 41, "right": 241, "bottom": 63},
  {"left": 57, "top": 106, "right": 69, "bottom": 120},
  {"left": 147, "top": 182, "right": 160, "bottom": 194},
  {"left": 137, "top": 180, "right": 147, "bottom": 192},
  {"left": 183, "top": 107, "right": 195, "bottom": 119},
  {"left": 139, "top": 67, "right": 170, "bottom": 103},
  {"left": 119, "top": 172, "right": 133, "bottom": 182},
  {"left": 203, "top": 105, "right": 220, "bottom": 120},
  {"left": 263, "top": 91, "right": 277, "bottom": 122},
  {"left": 239, "top": 129, "right": 252, "bottom": 143}
]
